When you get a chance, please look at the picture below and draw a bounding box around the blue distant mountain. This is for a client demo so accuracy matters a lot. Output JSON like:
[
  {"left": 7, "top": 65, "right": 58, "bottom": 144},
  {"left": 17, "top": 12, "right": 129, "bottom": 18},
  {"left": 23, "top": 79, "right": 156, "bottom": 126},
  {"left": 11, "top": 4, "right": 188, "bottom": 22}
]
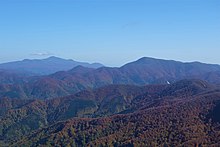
[
  {"left": 0, "top": 56, "right": 104, "bottom": 75},
  {"left": 1, "top": 56, "right": 220, "bottom": 99}
]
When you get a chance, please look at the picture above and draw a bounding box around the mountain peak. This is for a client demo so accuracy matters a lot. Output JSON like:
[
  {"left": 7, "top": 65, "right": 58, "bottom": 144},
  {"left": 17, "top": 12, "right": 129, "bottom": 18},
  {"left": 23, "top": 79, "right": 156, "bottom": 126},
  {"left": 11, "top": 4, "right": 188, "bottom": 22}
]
[
  {"left": 0, "top": 57, "right": 103, "bottom": 75},
  {"left": 69, "top": 65, "right": 94, "bottom": 73},
  {"left": 45, "top": 56, "right": 65, "bottom": 61},
  {"left": 135, "top": 57, "right": 178, "bottom": 63},
  {"left": 137, "top": 57, "right": 156, "bottom": 61}
]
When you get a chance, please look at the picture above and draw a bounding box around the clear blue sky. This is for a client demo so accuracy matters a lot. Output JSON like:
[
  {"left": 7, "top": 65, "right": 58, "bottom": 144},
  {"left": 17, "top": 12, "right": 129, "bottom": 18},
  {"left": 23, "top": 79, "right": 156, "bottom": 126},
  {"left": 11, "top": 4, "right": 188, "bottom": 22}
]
[{"left": 0, "top": 0, "right": 219, "bottom": 66}]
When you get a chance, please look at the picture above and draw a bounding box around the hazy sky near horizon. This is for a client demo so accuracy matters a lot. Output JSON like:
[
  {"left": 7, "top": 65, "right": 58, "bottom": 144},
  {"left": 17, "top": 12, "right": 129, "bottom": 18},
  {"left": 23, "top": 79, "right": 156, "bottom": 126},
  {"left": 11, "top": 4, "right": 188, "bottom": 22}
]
[{"left": 0, "top": 0, "right": 219, "bottom": 66}]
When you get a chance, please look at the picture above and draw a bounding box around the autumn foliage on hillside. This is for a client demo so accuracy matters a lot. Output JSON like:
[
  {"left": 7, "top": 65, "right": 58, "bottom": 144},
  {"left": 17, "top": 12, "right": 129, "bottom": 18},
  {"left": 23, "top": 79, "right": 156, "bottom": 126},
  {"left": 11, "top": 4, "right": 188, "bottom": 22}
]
[{"left": 0, "top": 80, "right": 220, "bottom": 146}]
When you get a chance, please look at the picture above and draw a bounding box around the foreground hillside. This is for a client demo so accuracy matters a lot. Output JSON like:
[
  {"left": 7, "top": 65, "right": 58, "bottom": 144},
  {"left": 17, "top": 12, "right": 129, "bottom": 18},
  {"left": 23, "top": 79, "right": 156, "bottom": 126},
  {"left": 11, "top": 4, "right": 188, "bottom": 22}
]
[{"left": 1, "top": 80, "right": 220, "bottom": 146}]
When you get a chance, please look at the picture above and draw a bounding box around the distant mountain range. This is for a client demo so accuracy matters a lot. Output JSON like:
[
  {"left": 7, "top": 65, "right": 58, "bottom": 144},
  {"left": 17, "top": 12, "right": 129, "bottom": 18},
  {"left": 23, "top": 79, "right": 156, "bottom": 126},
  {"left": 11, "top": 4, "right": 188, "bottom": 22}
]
[
  {"left": 1, "top": 57, "right": 220, "bottom": 99},
  {"left": 0, "top": 56, "right": 104, "bottom": 75}
]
